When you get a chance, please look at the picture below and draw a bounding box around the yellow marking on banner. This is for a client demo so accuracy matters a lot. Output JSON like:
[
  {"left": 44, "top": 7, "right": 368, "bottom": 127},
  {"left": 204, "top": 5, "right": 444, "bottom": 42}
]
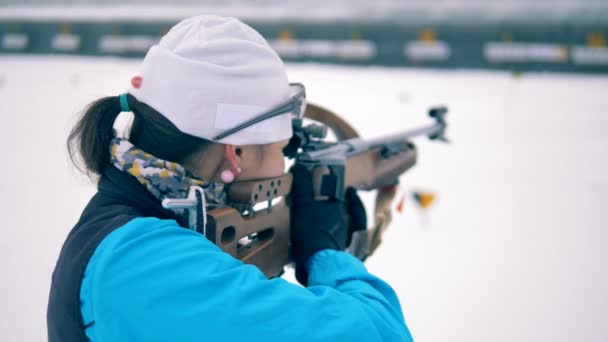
[
  {"left": 502, "top": 32, "right": 513, "bottom": 42},
  {"left": 279, "top": 30, "right": 294, "bottom": 41},
  {"left": 60, "top": 23, "right": 71, "bottom": 35},
  {"left": 558, "top": 47, "right": 569, "bottom": 61},
  {"left": 351, "top": 31, "right": 363, "bottom": 40},
  {"left": 419, "top": 29, "right": 437, "bottom": 43},
  {"left": 587, "top": 32, "right": 606, "bottom": 47}
]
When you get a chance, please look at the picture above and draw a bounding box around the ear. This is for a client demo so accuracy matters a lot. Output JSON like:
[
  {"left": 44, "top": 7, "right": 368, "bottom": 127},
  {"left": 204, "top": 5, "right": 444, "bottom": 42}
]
[{"left": 224, "top": 144, "right": 242, "bottom": 175}]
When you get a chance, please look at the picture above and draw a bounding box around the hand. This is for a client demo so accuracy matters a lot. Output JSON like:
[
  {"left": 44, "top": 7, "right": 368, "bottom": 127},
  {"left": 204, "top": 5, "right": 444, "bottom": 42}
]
[
  {"left": 344, "top": 187, "right": 367, "bottom": 247},
  {"left": 289, "top": 164, "right": 367, "bottom": 284}
]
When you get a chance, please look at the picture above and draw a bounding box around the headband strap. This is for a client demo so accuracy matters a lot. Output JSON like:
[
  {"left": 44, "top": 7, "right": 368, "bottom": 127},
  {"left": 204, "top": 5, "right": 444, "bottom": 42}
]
[{"left": 119, "top": 93, "right": 131, "bottom": 112}]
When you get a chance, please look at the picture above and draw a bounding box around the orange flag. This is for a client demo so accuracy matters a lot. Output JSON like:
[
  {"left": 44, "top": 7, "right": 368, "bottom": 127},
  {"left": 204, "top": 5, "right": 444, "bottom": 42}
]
[{"left": 412, "top": 191, "right": 436, "bottom": 210}]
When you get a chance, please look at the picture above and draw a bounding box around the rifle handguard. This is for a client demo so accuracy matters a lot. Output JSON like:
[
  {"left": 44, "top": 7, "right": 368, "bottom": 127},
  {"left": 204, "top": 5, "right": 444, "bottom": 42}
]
[{"left": 347, "top": 186, "right": 397, "bottom": 260}]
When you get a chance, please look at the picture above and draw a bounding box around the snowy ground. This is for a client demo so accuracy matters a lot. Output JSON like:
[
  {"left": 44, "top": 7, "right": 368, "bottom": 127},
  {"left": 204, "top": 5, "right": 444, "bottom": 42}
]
[{"left": 1, "top": 55, "right": 607, "bottom": 342}]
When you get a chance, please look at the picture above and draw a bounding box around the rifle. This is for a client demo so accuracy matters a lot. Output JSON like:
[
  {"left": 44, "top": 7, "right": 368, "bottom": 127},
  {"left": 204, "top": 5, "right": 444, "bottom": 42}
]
[{"left": 170, "top": 103, "right": 448, "bottom": 278}]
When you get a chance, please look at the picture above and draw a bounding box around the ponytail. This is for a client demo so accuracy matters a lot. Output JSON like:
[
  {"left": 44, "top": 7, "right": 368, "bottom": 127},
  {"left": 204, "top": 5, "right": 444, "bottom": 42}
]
[
  {"left": 67, "top": 94, "right": 211, "bottom": 178},
  {"left": 67, "top": 95, "right": 122, "bottom": 177}
]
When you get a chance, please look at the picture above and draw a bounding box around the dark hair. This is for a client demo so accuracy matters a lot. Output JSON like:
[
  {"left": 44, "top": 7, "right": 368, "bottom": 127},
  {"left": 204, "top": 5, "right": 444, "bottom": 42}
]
[{"left": 67, "top": 93, "right": 211, "bottom": 177}]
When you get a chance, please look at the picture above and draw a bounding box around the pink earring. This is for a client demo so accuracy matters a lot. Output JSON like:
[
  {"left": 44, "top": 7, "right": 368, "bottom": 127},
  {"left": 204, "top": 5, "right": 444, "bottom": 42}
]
[
  {"left": 220, "top": 169, "right": 235, "bottom": 183},
  {"left": 221, "top": 167, "right": 241, "bottom": 183}
]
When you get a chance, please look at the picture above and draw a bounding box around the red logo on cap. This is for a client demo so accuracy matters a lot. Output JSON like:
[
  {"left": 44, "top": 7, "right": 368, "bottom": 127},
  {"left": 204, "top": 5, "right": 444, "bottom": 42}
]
[{"left": 131, "top": 76, "right": 142, "bottom": 89}]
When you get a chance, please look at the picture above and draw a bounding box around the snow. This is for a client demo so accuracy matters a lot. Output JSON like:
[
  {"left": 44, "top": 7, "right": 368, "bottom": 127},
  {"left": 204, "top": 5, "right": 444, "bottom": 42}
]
[{"left": 1, "top": 55, "right": 607, "bottom": 341}]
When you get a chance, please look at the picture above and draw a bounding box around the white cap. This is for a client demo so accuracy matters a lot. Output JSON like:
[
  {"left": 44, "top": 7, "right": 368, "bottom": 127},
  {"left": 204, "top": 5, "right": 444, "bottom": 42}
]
[{"left": 128, "top": 15, "right": 294, "bottom": 145}]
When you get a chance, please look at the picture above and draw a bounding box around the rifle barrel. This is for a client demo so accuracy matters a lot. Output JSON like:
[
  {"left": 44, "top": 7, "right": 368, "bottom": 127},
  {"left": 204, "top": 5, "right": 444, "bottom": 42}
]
[
  {"left": 346, "top": 122, "right": 443, "bottom": 155},
  {"left": 299, "top": 121, "right": 444, "bottom": 162}
]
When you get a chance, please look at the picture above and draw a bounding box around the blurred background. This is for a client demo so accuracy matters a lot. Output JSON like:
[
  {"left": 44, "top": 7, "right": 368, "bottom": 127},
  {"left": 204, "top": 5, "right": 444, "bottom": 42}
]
[
  {"left": 1, "top": 0, "right": 608, "bottom": 72},
  {"left": 1, "top": 1, "right": 607, "bottom": 342}
]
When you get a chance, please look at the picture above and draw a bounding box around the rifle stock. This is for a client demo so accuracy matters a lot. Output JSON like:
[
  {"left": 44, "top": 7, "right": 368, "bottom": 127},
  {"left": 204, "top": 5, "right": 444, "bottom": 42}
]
[{"left": 206, "top": 174, "right": 292, "bottom": 278}]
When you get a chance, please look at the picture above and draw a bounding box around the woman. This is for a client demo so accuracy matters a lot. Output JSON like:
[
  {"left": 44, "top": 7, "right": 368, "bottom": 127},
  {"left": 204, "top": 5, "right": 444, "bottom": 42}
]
[{"left": 47, "top": 15, "right": 414, "bottom": 342}]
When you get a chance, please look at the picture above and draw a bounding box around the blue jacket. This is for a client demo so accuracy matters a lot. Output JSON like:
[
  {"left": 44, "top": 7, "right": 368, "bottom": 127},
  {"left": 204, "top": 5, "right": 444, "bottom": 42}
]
[{"left": 48, "top": 165, "right": 414, "bottom": 341}]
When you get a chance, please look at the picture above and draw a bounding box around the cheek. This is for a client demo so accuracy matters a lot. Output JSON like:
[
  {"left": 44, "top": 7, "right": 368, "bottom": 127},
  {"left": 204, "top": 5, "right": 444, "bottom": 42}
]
[
  {"left": 259, "top": 148, "right": 286, "bottom": 178},
  {"left": 241, "top": 148, "right": 286, "bottom": 181},
  {"left": 264, "top": 152, "right": 285, "bottom": 177}
]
